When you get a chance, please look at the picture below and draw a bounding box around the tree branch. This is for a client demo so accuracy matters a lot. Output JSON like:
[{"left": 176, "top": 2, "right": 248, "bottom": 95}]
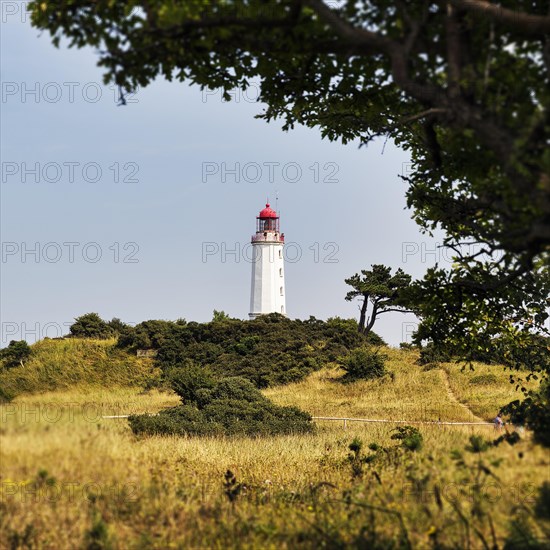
[
  {"left": 446, "top": 0, "right": 550, "bottom": 36},
  {"left": 454, "top": 264, "right": 532, "bottom": 292},
  {"left": 445, "top": 3, "right": 462, "bottom": 98},
  {"left": 306, "top": 0, "right": 392, "bottom": 53},
  {"left": 376, "top": 308, "right": 415, "bottom": 315},
  {"left": 393, "top": 108, "right": 448, "bottom": 126}
]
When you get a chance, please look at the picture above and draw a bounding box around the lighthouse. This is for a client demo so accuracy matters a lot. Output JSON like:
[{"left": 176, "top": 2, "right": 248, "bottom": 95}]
[{"left": 249, "top": 202, "right": 286, "bottom": 319}]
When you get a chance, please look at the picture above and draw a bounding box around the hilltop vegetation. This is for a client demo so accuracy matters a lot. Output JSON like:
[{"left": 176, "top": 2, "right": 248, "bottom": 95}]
[
  {"left": 116, "top": 313, "right": 384, "bottom": 388},
  {"left": 0, "top": 338, "right": 160, "bottom": 400},
  {"left": 0, "top": 314, "right": 385, "bottom": 401}
]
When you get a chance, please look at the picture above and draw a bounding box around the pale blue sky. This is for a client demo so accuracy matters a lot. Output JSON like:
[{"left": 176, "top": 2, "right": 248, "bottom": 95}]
[{"left": 1, "top": 5, "right": 444, "bottom": 346}]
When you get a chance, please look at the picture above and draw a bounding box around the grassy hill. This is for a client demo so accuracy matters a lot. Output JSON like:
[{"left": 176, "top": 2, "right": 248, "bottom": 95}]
[
  {"left": 1, "top": 342, "right": 548, "bottom": 548},
  {"left": 1, "top": 333, "right": 547, "bottom": 548},
  {"left": 1, "top": 338, "right": 538, "bottom": 421},
  {"left": 0, "top": 316, "right": 375, "bottom": 400},
  {"left": 0, "top": 338, "right": 161, "bottom": 399}
]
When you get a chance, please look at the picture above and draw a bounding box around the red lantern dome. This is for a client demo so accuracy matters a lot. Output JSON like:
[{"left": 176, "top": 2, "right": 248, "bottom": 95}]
[
  {"left": 253, "top": 201, "right": 283, "bottom": 240},
  {"left": 258, "top": 203, "right": 278, "bottom": 219}
]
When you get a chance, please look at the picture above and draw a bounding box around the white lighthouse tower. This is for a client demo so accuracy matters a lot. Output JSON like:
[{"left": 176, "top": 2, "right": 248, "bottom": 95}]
[{"left": 249, "top": 202, "right": 286, "bottom": 319}]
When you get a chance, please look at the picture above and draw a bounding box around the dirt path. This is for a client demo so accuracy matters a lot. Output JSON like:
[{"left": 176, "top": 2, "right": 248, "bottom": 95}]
[{"left": 439, "top": 368, "right": 485, "bottom": 423}]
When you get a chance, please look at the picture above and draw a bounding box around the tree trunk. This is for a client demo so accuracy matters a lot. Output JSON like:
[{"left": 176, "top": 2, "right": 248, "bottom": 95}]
[
  {"left": 358, "top": 293, "right": 369, "bottom": 333},
  {"left": 363, "top": 302, "right": 379, "bottom": 336}
]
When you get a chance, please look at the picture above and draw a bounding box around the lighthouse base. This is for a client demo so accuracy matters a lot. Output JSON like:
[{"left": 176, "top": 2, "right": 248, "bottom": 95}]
[{"left": 248, "top": 311, "right": 287, "bottom": 320}]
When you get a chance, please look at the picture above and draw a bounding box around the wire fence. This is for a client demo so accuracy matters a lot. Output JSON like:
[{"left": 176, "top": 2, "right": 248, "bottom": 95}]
[
  {"left": 102, "top": 414, "right": 501, "bottom": 428},
  {"left": 311, "top": 416, "right": 498, "bottom": 428}
]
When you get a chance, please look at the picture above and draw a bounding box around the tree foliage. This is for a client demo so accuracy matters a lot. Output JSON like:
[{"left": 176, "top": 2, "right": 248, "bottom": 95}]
[
  {"left": 0, "top": 340, "right": 32, "bottom": 369},
  {"left": 500, "top": 379, "right": 550, "bottom": 448},
  {"left": 212, "top": 310, "right": 231, "bottom": 322},
  {"left": 411, "top": 261, "right": 550, "bottom": 362},
  {"left": 345, "top": 264, "right": 412, "bottom": 335}
]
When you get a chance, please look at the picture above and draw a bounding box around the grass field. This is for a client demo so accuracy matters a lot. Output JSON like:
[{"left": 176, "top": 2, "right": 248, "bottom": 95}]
[{"left": 1, "top": 345, "right": 549, "bottom": 548}]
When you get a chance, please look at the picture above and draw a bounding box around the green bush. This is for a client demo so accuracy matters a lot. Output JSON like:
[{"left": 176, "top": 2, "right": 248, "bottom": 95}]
[
  {"left": 0, "top": 385, "right": 15, "bottom": 403},
  {"left": 117, "top": 313, "right": 384, "bottom": 389},
  {"left": 390, "top": 426, "right": 423, "bottom": 451},
  {"left": 417, "top": 342, "right": 451, "bottom": 366},
  {"left": 470, "top": 373, "right": 498, "bottom": 385},
  {"left": 128, "top": 364, "right": 314, "bottom": 437},
  {"left": 339, "top": 348, "right": 388, "bottom": 382},
  {"left": 399, "top": 342, "right": 417, "bottom": 351},
  {"left": 129, "top": 405, "right": 224, "bottom": 437},
  {"left": 69, "top": 313, "right": 114, "bottom": 339},
  {"left": 167, "top": 362, "right": 217, "bottom": 406}
]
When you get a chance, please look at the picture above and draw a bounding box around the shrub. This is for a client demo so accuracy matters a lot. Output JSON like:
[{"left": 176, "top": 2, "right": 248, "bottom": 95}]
[
  {"left": 417, "top": 342, "right": 451, "bottom": 366},
  {"left": 399, "top": 342, "right": 417, "bottom": 350},
  {"left": 0, "top": 385, "right": 14, "bottom": 403},
  {"left": 167, "top": 362, "right": 216, "bottom": 406},
  {"left": 470, "top": 373, "right": 498, "bottom": 385},
  {"left": 390, "top": 426, "right": 423, "bottom": 451},
  {"left": 202, "top": 398, "right": 312, "bottom": 436},
  {"left": 129, "top": 405, "right": 224, "bottom": 437},
  {"left": 128, "top": 366, "right": 314, "bottom": 437},
  {"left": 340, "top": 348, "right": 388, "bottom": 382},
  {"left": 69, "top": 313, "right": 114, "bottom": 339},
  {"left": 364, "top": 331, "right": 386, "bottom": 346}
]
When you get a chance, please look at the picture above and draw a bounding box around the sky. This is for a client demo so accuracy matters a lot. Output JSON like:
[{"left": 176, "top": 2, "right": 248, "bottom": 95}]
[{"left": 0, "top": 2, "right": 446, "bottom": 346}]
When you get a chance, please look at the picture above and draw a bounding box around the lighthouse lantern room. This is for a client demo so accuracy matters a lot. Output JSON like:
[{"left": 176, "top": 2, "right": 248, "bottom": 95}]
[{"left": 249, "top": 202, "right": 286, "bottom": 319}]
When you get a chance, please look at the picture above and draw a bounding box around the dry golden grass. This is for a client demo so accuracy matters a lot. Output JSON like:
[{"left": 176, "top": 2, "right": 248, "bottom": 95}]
[
  {"left": 264, "top": 348, "right": 525, "bottom": 422},
  {"left": 1, "top": 349, "right": 548, "bottom": 549},
  {"left": 442, "top": 360, "right": 540, "bottom": 420},
  {"left": 0, "top": 338, "right": 160, "bottom": 397}
]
